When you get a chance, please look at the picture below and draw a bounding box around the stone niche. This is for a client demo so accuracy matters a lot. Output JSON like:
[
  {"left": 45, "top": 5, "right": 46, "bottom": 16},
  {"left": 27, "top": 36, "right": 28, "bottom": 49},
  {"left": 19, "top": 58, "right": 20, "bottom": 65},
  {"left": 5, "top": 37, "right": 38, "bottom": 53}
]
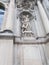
[{"left": 19, "top": 11, "right": 35, "bottom": 37}]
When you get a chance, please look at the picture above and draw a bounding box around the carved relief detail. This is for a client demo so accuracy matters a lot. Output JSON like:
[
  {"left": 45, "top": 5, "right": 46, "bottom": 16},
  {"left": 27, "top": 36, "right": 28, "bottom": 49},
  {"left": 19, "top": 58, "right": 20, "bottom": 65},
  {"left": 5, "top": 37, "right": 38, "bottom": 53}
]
[
  {"left": 16, "top": 0, "right": 36, "bottom": 37},
  {"left": 16, "top": 0, "right": 36, "bottom": 10},
  {"left": 20, "top": 11, "right": 35, "bottom": 37}
]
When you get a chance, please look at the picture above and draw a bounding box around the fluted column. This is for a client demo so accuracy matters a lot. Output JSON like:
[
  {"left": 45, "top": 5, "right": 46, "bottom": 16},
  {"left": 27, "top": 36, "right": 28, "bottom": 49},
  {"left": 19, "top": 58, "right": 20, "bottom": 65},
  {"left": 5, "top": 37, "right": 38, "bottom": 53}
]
[
  {"left": 37, "top": 1, "right": 49, "bottom": 34},
  {"left": 4, "top": 0, "right": 15, "bottom": 32},
  {"left": 34, "top": 7, "right": 46, "bottom": 38}
]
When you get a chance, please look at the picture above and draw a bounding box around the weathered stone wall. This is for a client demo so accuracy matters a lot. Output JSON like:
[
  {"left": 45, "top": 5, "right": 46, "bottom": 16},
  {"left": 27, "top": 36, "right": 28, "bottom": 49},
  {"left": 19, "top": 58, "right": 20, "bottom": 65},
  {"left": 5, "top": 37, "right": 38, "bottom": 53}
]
[
  {"left": 0, "top": 38, "right": 13, "bottom": 65},
  {"left": 14, "top": 44, "right": 48, "bottom": 65}
]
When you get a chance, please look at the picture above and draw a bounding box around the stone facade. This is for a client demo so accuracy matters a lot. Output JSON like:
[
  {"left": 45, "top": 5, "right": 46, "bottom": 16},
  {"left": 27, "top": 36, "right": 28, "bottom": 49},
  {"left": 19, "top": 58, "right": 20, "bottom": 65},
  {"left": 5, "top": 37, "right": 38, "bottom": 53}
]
[{"left": 0, "top": 0, "right": 49, "bottom": 65}]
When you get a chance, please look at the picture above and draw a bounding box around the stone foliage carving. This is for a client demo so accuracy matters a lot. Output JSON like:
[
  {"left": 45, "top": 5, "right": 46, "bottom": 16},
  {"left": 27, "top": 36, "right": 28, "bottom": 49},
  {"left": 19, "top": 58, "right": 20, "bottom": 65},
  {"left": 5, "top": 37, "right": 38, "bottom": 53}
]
[{"left": 16, "top": 0, "right": 35, "bottom": 10}]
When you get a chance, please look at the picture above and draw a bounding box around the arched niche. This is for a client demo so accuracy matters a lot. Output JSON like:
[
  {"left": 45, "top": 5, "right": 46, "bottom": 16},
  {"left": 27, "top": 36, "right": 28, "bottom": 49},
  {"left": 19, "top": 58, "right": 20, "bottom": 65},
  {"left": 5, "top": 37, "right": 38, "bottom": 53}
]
[
  {"left": 0, "top": 2, "right": 5, "bottom": 30},
  {"left": 19, "top": 11, "right": 34, "bottom": 22},
  {"left": 19, "top": 11, "right": 35, "bottom": 37}
]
